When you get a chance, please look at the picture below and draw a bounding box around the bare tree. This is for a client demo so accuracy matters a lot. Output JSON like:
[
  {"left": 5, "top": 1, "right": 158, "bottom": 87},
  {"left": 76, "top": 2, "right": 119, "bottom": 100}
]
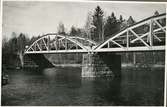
[
  {"left": 57, "top": 22, "right": 66, "bottom": 35},
  {"left": 84, "top": 12, "right": 94, "bottom": 39}
]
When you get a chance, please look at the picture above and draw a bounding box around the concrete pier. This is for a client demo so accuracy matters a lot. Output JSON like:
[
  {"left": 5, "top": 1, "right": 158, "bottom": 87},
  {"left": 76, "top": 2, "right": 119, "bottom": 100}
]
[{"left": 82, "top": 53, "right": 121, "bottom": 77}]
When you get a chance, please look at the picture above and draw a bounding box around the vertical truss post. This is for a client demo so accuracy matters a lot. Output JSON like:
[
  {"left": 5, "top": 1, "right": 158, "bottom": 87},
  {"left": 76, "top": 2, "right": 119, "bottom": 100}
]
[
  {"left": 65, "top": 35, "right": 67, "bottom": 50},
  {"left": 59, "top": 37, "right": 61, "bottom": 50},
  {"left": 47, "top": 35, "right": 50, "bottom": 51},
  {"left": 76, "top": 41, "right": 78, "bottom": 50},
  {"left": 34, "top": 43, "right": 36, "bottom": 51},
  {"left": 56, "top": 35, "right": 59, "bottom": 50},
  {"left": 107, "top": 42, "right": 110, "bottom": 48},
  {"left": 126, "top": 29, "right": 129, "bottom": 49},
  {"left": 149, "top": 19, "right": 153, "bottom": 46},
  {"left": 55, "top": 35, "right": 58, "bottom": 50}
]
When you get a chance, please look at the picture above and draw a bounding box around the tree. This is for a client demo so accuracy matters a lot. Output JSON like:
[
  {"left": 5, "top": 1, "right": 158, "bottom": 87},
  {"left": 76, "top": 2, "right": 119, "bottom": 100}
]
[
  {"left": 70, "top": 26, "right": 78, "bottom": 36},
  {"left": 77, "top": 28, "right": 87, "bottom": 38},
  {"left": 92, "top": 6, "right": 104, "bottom": 42},
  {"left": 17, "top": 33, "right": 26, "bottom": 67},
  {"left": 119, "top": 15, "right": 123, "bottom": 23},
  {"left": 127, "top": 16, "right": 135, "bottom": 26},
  {"left": 111, "top": 12, "right": 116, "bottom": 20},
  {"left": 154, "top": 10, "right": 159, "bottom": 16},
  {"left": 84, "top": 12, "right": 94, "bottom": 39},
  {"left": 11, "top": 32, "right": 17, "bottom": 38},
  {"left": 9, "top": 36, "right": 18, "bottom": 54},
  {"left": 104, "top": 12, "right": 120, "bottom": 39},
  {"left": 57, "top": 22, "right": 66, "bottom": 35},
  {"left": 17, "top": 33, "right": 26, "bottom": 53},
  {"left": 119, "top": 15, "right": 127, "bottom": 30},
  {"left": 2, "top": 37, "right": 8, "bottom": 49}
]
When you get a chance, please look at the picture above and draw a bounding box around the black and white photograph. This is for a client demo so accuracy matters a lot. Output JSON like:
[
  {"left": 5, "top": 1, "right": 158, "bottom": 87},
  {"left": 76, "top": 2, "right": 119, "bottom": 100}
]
[{"left": 1, "top": 0, "right": 166, "bottom": 106}]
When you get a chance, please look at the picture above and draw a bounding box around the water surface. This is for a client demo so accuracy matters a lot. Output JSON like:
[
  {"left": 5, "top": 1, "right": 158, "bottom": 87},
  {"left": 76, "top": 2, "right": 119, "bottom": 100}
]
[{"left": 2, "top": 67, "right": 164, "bottom": 106}]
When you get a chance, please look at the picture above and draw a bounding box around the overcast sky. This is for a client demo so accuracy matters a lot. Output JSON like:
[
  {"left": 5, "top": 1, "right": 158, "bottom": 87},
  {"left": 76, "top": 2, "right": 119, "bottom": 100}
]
[{"left": 2, "top": 1, "right": 166, "bottom": 39}]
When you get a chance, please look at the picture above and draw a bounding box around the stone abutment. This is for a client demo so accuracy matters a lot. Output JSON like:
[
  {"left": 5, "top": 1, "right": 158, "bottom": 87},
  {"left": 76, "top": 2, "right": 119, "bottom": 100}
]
[{"left": 82, "top": 53, "right": 121, "bottom": 77}]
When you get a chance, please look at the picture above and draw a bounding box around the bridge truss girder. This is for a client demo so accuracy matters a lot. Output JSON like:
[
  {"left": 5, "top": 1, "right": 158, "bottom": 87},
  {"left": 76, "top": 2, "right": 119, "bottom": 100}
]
[
  {"left": 94, "top": 14, "right": 166, "bottom": 52},
  {"left": 25, "top": 34, "right": 95, "bottom": 54},
  {"left": 25, "top": 14, "right": 166, "bottom": 54}
]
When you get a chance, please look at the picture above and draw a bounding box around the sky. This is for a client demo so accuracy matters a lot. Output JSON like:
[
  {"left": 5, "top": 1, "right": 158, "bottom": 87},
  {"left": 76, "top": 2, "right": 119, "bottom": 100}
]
[{"left": 2, "top": 1, "right": 166, "bottom": 39}]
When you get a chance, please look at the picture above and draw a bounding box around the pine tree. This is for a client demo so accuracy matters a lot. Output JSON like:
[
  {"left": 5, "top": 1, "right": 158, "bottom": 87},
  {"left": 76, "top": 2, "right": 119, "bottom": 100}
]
[
  {"left": 127, "top": 16, "right": 135, "bottom": 26},
  {"left": 154, "top": 11, "right": 159, "bottom": 16},
  {"left": 92, "top": 6, "right": 104, "bottom": 42},
  {"left": 70, "top": 26, "right": 78, "bottom": 36},
  {"left": 104, "top": 12, "right": 120, "bottom": 39},
  {"left": 119, "top": 15, "right": 123, "bottom": 23}
]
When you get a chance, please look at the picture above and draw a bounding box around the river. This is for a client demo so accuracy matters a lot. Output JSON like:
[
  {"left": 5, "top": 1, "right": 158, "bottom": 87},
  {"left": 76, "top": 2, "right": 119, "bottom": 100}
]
[{"left": 1, "top": 67, "right": 164, "bottom": 106}]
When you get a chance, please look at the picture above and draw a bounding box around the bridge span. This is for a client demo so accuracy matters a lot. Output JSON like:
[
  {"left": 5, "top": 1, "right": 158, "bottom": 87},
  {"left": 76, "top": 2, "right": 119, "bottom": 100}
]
[
  {"left": 24, "top": 13, "right": 166, "bottom": 77},
  {"left": 24, "top": 13, "right": 166, "bottom": 54}
]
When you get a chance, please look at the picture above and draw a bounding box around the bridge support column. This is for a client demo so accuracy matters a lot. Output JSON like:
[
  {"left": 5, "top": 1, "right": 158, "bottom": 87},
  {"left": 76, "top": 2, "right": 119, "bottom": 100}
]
[{"left": 82, "top": 53, "right": 121, "bottom": 77}]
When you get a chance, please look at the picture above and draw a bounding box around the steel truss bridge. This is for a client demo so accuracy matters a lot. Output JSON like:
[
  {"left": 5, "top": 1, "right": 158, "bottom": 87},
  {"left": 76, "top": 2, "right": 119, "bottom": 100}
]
[{"left": 25, "top": 13, "right": 166, "bottom": 54}]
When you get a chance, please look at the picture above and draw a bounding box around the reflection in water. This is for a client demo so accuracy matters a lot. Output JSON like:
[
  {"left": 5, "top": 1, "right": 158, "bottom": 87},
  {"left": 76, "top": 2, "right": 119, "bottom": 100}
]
[
  {"left": 91, "top": 77, "right": 122, "bottom": 105},
  {"left": 43, "top": 68, "right": 58, "bottom": 78},
  {"left": 2, "top": 67, "right": 164, "bottom": 106},
  {"left": 43, "top": 67, "right": 82, "bottom": 88},
  {"left": 120, "top": 68, "right": 164, "bottom": 106}
]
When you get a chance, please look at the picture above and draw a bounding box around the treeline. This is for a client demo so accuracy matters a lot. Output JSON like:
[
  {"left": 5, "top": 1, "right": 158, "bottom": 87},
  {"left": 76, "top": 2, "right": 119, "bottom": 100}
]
[
  {"left": 57, "top": 6, "right": 137, "bottom": 43},
  {"left": 2, "top": 32, "right": 28, "bottom": 68},
  {"left": 2, "top": 6, "right": 163, "bottom": 68},
  {"left": 56, "top": 6, "right": 162, "bottom": 44}
]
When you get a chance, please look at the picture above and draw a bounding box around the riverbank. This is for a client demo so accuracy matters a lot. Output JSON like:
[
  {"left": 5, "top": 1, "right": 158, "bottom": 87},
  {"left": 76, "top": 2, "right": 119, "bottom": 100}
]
[
  {"left": 52, "top": 63, "right": 82, "bottom": 67},
  {"left": 121, "top": 63, "right": 165, "bottom": 68},
  {"left": 52, "top": 63, "right": 164, "bottom": 68}
]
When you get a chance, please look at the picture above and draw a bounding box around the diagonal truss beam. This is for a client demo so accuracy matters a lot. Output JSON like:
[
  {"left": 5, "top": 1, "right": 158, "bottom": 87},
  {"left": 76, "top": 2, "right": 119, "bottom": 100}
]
[
  {"left": 110, "top": 40, "right": 124, "bottom": 48},
  {"left": 42, "top": 38, "right": 49, "bottom": 50},
  {"left": 153, "top": 20, "right": 166, "bottom": 32},
  {"left": 30, "top": 47, "right": 34, "bottom": 51},
  {"left": 129, "top": 29, "right": 150, "bottom": 47},
  {"left": 36, "top": 42, "right": 42, "bottom": 51},
  {"left": 131, "top": 27, "right": 165, "bottom": 43}
]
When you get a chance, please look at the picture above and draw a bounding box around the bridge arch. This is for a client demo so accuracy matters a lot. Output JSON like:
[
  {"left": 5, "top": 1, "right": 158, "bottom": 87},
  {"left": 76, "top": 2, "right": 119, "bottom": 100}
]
[{"left": 25, "top": 34, "right": 93, "bottom": 54}]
